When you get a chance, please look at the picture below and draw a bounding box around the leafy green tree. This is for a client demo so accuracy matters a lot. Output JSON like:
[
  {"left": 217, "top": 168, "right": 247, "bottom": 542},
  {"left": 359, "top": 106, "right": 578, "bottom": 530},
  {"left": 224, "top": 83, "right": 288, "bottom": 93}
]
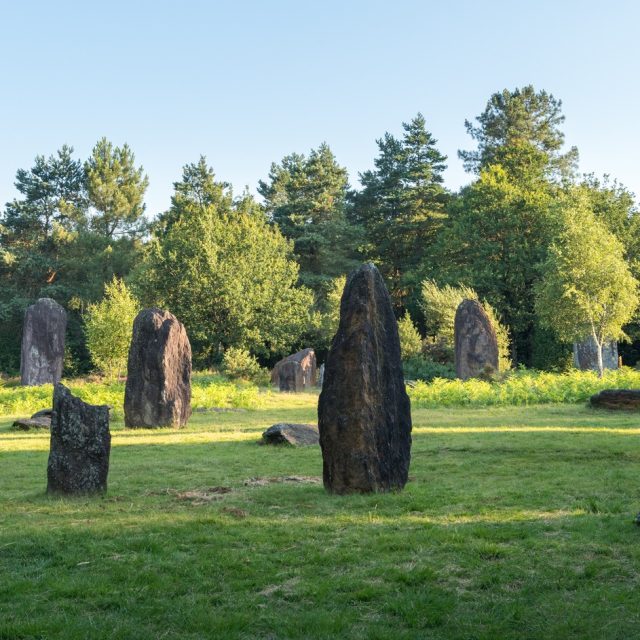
[
  {"left": 134, "top": 159, "right": 315, "bottom": 365},
  {"left": 86, "top": 138, "right": 149, "bottom": 239},
  {"left": 84, "top": 277, "right": 139, "bottom": 379},
  {"left": 258, "top": 144, "right": 359, "bottom": 294},
  {"left": 318, "top": 275, "right": 345, "bottom": 349},
  {"left": 350, "top": 114, "right": 448, "bottom": 307},
  {"left": 398, "top": 313, "right": 422, "bottom": 361},
  {"left": 459, "top": 85, "right": 578, "bottom": 180},
  {"left": 536, "top": 194, "right": 639, "bottom": 376}
]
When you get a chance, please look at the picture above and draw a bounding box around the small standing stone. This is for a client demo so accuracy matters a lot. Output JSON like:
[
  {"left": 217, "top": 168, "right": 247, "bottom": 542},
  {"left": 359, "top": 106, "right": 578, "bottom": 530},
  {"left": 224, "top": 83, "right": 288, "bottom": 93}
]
[
  {"left": 318, "top": 263, "right": 412, "bottom": 494},
  {"left": 271, "top": 348, "right": 317, "bottom": 390},
  {"left": 454, "top": 299, "right": 499, "bottom": 380},
  {"left": 20, "top": 298, "right": 67, "bottom": 386},
  {"left": 317, "top": 363, "right": 325, "bottom": 388},
  {"left": 278, "top": 360, "right": 304, "bottom": 392},
  {"left": 124, "top": 308, "right": 192, "bottom": 428},
  {"left": 47, "top": 384, "right": 111, "bottom": 495},
  {"left": 573, "top": 337, "right": 618, "bottom": 371}
]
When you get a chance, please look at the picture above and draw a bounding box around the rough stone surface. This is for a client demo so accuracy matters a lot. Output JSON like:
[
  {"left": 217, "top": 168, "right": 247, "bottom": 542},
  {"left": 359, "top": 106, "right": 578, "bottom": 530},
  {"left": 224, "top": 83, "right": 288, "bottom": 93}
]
[
  {"left": 590, "top": 389, "right": 640, "bottom": 410},
  {"left": 573, "top": 338, "right": 618, "bottom": 371},
  {"left": 454, "top": 299, "right": 499, "bottom": 380},
  {"left": 20, "top": 298, "right": 67, "bottom": 386},
  {"left": 262, "top": 423, "right": 319, "bottom": 446},
  {"left": 47, "top": 384, "right": 111, "bottom": 495},
  {"left": 278, "top": 360, "right": 304, "bottom": 392},
  {"left": 318, "top": 263, "right": 412, "bottom": 494},
  {"left": 12, "top": 417, "right": 51, "bottom": 431},
  {"left": 124, "top": 308, "right": 192, "bottom": 428},
  {"left": 271, "top": 348, "right": 317, "bottom": 389}
]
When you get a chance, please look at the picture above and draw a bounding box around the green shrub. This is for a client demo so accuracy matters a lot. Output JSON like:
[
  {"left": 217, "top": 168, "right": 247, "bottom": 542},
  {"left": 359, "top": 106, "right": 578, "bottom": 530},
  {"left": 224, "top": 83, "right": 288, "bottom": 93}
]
[
  {"left": 398, "top": 313, "right": 422, "bottom": 361},
  {"left": 221, "top": 347, "right": 269, "bottom": 385},
  {"left": 408, "top": 367, "right": 640, "bottom": 408},
  {"left": 403, "top": 356, "right": 455, "bottom": 382}
]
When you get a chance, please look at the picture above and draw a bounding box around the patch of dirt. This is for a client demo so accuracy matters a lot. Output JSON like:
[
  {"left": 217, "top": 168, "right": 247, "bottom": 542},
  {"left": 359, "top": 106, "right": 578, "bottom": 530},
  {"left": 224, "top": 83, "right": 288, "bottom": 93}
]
[
  {"left": 243, "top": 476, "right": 322, "bottom": 487},
  {"left": 221, "top": 506, "right": 248, "bottom": 518},
  {"left": 144, "top": 486, "right": 232, "bottom": 505}
]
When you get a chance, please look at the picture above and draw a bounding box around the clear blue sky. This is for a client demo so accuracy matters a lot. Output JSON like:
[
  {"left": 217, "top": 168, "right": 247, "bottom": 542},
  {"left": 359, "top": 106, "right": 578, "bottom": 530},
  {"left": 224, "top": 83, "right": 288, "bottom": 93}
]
[{"left": 1, "top": 0, "right": 638, "bottom": 216}]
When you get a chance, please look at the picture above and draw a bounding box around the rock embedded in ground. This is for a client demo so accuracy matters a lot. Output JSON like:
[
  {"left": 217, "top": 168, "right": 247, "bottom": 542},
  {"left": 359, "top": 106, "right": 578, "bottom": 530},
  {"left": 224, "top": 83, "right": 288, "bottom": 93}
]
[
  {"left": 12, "top": 417, "right": 51, "bottom": 431},
  {"left": 590, "top": 389, "right": 640, "bottom": 410},
  {"left": 124, "top": 308, "right": 192, "bottom": 428},
  {"left": 20, "top": 298, "right": 67, "bottom": 386},
  {"left": 47, "top": 384, "right": 111, "bottom": 495},
  {"left": 271, "top": 348, "right": 317, "bottom": 390},
  {"left": 454, "top": 299, "right": 499, "bottom": 380},
  {"left": 318, "top": 263, "right": 412, "bottom": 494},
  {"left": 262, "top": 423, "right": 320, "bottom": 446}
]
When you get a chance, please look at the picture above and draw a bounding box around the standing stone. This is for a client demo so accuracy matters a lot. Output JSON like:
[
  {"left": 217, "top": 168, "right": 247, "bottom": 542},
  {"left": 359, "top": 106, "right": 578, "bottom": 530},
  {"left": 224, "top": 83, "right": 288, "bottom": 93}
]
[
  {"left": 124, "top": 308, "right": 192, "bottom": 428},
  {"left": 20, "top": 298, "right": 67, "bottom": 386},
  {"left": 47, "top": 384, "right": 111, "bottom": 495},
  {"left": 317, "top": 363, "right": 325, "bottom": 388},
  {"left": 573, "top": 337, "right": 618, "bottom": 371},
  {"left": 279, "top": 360, "right": 304, "bottom": 392},
  {"left": 454, "top": 299, "right": 499, "bottom": 380},
  {"left": 318, "top": 263, "right": 412, "bottom": 494},
  {"left": 271, "top": 348, "right": 317, "bottom": 389}
]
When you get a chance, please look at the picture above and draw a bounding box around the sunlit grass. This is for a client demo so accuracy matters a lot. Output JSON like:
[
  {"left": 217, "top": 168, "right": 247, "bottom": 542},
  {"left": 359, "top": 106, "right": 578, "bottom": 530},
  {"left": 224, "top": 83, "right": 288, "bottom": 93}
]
[{"left": 2, "top": 392, "right": 640, "bottom": 639}]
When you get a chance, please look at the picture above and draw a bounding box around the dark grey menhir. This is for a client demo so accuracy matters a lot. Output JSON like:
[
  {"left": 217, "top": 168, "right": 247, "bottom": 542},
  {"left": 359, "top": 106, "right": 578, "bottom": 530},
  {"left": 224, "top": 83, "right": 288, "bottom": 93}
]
[
  {"left": 454, "top": 299, "right": 499, "bottom": 380},
  {"left": 47, "top": 384, "right": 111, "bottom": 495},
  {"left": 20, "top": 298, "right": 67, "bottom": 386},
  {"left": 124, "top": 308, "right": 192, "bottom": 428},
  {"left": 318, "top": 263, "right": 412, "bottom": 494}
]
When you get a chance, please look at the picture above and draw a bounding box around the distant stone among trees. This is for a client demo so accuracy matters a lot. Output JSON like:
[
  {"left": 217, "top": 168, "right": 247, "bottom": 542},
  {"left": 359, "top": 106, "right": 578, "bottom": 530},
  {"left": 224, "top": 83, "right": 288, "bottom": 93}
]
[
  {"left": 318, "top": 263, "right": 412, "bottom": 494},
  {"left": 124, "top": 308, "right": 192, "bottom": 428},
  {"left": 573, "top": 337, "right": 618, "bottom": 372},
  {"left": 271, "top": 348, "right": 317, "bottom": 392},
  {"left": 20, "top": 298, "right": 67, "bottom": 386},
  {"left": 454, "top": 299, "right": 499, "bottom": 380},
  {"left": 47, "top": 384, "right": 111, "bottom": 495}
]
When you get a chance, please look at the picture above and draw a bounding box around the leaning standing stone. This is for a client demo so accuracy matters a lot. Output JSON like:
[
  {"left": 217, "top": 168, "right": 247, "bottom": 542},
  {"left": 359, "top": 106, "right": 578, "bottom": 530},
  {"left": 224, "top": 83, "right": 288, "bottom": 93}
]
[
  {"left": 454, "top": 299, "right": 499, "bottom": 380},
  {"left": 318, "top": 263, "right": 412, "bottom": 494},
  {"left": 124, "top": 308, "right": 192, "bottom": 428},
  {"left": 47, "top": 384, "right": 111, "bottom": 495},
  {"left": 279, "top": 360, "right": 304, "bottom": 392},
  {"left": 271, "top": 348, "right": 317, "bottom": 389},
  {"left": 20, "top": 298, "right": 67, "bottom": 386}
]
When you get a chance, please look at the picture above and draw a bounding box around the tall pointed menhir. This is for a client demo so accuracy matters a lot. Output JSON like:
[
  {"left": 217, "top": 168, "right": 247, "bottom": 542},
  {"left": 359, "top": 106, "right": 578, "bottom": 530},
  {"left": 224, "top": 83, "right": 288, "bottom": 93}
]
[{"left": 318, "top": 263, "right": 412, "bottom": 493}]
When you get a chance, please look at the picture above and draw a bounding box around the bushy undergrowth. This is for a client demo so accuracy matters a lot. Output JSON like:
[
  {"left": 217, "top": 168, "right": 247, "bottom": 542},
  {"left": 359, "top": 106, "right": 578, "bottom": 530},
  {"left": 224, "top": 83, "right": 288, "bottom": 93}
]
[
  {"left": 408, "top": 367, "right": 640, "bottom": 408},
  {"left": 0, "top": 372, "right": 262, "bottom": 418}
]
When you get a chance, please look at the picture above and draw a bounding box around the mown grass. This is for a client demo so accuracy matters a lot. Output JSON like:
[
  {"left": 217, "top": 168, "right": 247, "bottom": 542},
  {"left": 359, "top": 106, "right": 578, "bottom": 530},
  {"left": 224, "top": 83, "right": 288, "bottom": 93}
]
[
  {"left": 1, "top": 391, "right": 640, "bottom": 639},
  {"left": 409, "top": 367, "right": 640, "bottom": 408}
]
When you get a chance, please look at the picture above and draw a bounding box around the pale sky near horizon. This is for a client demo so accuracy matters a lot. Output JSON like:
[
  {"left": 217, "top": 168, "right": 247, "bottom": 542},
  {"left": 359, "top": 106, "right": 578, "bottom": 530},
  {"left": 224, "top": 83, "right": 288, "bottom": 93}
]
[{"left": 1, "top": 0, "right": 638, "bottom": 217}]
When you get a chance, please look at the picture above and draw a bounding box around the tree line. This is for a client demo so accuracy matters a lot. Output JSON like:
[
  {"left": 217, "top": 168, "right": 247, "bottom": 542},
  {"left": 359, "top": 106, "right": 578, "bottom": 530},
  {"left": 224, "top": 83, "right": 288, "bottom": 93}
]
[{"left": 1, "top": 85, "right": 638, "bottom": 378}]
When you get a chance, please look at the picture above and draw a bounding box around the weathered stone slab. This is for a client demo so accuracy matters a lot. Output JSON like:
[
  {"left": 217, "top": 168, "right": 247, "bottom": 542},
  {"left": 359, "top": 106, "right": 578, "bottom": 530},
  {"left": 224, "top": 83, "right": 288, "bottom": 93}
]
[
  {"left": 573, "top": 338, "right": 618, "bottom": 371},
  {"left": 271, "top": 348, "right": 317, "bottom": 390},
  {"left": 590, "top": 389, "right": 640, "bottom": 410},
  {"left": 318, "top": 263, "right": 412, "bottom": 494},
  {"left": 20, "top": 298, "right": 66, "bottom": 386},
  {"left": 454, "top": 299, "right": 499, "bottom": 380},
  {"left": 124, "top": 308, "right": 192, "bottom": 428},
  {"left": 278, "top": 360, "right": 304, "bottom": 392},
  {"left": 262, "top": 423, "right": 319, "bottom": 446},
  {"left": 47, "top": 384, "right": 111, "bottom": 495}
]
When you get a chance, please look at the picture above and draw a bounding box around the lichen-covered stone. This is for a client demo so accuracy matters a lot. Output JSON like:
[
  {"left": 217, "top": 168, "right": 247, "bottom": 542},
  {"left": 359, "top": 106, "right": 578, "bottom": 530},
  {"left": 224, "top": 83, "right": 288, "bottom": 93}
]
[
  {"left": 47, "top": 384, "right": 111, "bottom": 495},
  {"left": 124, "top": 308, "right": 192, "bottom": 428},
  {"left": 454, "top": 299, "right": 499, "bottom": 380},
  {"left": 262, "top": 423, "right": 319, "bottom": 446},
  {"left": 573, "top": 338, "right": 618, "bottom": 371},
  {"left": 20, "top": 298, "right": 66, "bottom": 386},
  {"left": 271, "top": 348, "right": 317, "bottom": 389},
  {"left": 318, "top": 263, "right": 412, "bottom": 494}
]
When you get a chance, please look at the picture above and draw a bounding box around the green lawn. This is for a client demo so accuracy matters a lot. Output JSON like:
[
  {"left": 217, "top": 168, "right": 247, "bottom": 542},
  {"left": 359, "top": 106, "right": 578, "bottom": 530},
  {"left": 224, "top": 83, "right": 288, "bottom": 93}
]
[{"left": 1, "top": 392, "right": 639, "bottom": 639}]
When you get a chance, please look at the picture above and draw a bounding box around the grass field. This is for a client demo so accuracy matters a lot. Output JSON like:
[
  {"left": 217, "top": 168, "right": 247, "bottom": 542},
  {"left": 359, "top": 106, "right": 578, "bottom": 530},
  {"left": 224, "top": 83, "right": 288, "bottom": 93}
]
[{"left": 1, "top": 390, "right": 640, "bottom": 639}]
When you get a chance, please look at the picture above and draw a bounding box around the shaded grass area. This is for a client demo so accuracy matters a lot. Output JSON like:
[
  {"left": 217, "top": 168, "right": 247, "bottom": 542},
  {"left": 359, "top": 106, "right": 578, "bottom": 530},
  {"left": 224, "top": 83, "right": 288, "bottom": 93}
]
[{"left": 1, "top": 398, "right": 640, "bottom": 639}]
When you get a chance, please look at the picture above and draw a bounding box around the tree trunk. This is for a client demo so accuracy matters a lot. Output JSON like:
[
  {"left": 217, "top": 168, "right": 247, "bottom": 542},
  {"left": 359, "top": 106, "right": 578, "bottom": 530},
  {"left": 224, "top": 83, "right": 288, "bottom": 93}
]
[{"left": 592, "top": 329, "right": 604, "bottom": 378}]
